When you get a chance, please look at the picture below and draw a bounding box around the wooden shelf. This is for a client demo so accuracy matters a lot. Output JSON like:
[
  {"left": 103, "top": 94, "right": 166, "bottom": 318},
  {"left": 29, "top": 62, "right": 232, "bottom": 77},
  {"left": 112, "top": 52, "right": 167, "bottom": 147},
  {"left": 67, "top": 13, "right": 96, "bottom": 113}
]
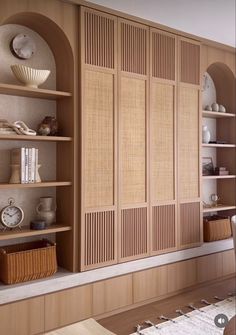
[
  {"left": 202, "top": 110, "right": 235, "bottom": 118},
  {"left": 203, "top": 175, "right": 236, "bottom": 180},
  {"left": 203, "top": 205, "right": 236, "bottom": 213},
  {"left": 0, "top": 181, "right": 72, "bottom": 189},
  {"left": 0, "top": 134, "right": 72, "bottom": 142},
  {"left": 202, "top": 143, "right": 236, "bottom": 148},
  {"left": 0, "top": 224, "right": 72, "bottom": 241},
  {"left": 0, "top": 83, "right": 72, "bottom": 100}
]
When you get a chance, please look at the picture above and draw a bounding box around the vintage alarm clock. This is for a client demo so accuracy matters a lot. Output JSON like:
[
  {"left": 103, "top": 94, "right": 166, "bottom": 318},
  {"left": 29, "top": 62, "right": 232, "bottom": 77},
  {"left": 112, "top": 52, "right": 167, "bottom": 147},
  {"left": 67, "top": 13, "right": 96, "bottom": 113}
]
[{"left": 0, "top": 198, "right": 24, "bottom": 230}]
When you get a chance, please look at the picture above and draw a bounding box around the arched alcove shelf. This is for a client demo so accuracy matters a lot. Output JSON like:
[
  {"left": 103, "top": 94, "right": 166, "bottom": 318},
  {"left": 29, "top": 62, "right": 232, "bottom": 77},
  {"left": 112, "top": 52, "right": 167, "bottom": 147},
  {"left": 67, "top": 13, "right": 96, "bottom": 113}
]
[
  {"left": 0, "top": 13, "right": 77, "bottom": 272},
  {"left": 202, "top": 62, "right": 236, "bottom": 222}
]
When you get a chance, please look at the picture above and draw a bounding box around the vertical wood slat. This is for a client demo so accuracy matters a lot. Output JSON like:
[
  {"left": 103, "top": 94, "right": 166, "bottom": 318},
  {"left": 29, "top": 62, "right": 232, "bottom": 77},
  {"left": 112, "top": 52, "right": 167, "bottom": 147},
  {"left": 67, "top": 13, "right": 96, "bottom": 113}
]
[
  {"left": 180, "top": 202, "right": 200, "bottom": 246},
  {"left": 120, "top": 207, "right": 147, "bottom": 259},
  {"left": 84, "top": 10, "right": 115, "bottom": 68},
  {"left": 152, "top": 205, "right": 176, "bottom": 252},
  {"left": 120, "top": 22, "right": 147, "bottom": 75},
  {"left": 180, "top": 40, "right": 200, "bottom": 84},
  {"left": 85, "top": 211, "right": 115, "bottom": 267},
  {"left": 151, "top": 30, "right": 175, "bottom": 80}
]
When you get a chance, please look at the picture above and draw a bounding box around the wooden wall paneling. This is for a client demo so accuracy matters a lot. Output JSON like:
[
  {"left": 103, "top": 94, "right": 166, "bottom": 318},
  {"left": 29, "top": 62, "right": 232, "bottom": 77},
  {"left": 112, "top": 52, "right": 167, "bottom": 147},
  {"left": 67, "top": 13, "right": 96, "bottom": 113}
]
[
  {"left": 167, "top": 258, "right": 197, "bottom": 293},
  {"left": 92, "top": 274, "right": 133, "bottom": 316},
  {"left": 118, "top": 18, "right": 150, "bottom": 262},
  {"left": 151, "top": 204, "right": 176, "bottom": 253},
  {"left": 222, "top": 250, "right": 236, "bottom": 276},
  {"left": 197, "top": 253, "right": 223, "bottom": 283},
  {"left": 179, "top": 38, "right": 200, "bottom": 85},
  {"left": 80, "top": 8, "right": 118, "bottom": 270},
  {"left": 180, "top": 201, "right": 201, "bottom": 247},
  {"left": 0, "top": 297, "right": 44, "bottom": 335},
  {"left": 45, "top": 285, "right": 93, "bottom": 331},
  {"left": 133, "top": 265, "right": 168, "bottom": 303}
]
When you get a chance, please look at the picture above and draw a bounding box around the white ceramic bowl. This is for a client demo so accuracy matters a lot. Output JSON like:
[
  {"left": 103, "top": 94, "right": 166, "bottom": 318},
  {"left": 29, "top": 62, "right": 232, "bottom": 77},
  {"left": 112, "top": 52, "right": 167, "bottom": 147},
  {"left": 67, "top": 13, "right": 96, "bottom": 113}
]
[{"left": 11, "top": 65, "right": 50, "bottom": 88}]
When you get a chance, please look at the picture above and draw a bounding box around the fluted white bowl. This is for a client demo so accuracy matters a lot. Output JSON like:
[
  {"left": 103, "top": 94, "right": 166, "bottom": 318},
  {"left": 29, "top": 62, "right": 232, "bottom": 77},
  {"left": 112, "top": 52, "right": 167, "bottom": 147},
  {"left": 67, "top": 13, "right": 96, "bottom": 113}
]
[{"left": 11, "top": 65, "right": 50, "bottom": 88}]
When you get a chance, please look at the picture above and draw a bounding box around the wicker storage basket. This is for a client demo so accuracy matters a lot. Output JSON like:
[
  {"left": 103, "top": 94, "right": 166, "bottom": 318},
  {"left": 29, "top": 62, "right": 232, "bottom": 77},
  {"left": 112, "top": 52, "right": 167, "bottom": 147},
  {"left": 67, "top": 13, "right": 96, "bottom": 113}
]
[
  {"left": 203, "top": 215, "right": 232, "bottom": 242},
  {"left": 0, "top": 239, "right": 57, "bottom": 284}
]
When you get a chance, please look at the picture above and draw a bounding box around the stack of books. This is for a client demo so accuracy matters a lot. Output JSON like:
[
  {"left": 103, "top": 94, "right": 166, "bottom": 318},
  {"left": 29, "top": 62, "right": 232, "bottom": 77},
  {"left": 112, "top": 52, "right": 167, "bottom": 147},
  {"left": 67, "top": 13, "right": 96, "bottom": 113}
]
[
  {"left": 214, "top": 167, "right": 229, "bottom": 176},
  {"left": 11, "top": 147, "right": 39, "bottom": 183}
]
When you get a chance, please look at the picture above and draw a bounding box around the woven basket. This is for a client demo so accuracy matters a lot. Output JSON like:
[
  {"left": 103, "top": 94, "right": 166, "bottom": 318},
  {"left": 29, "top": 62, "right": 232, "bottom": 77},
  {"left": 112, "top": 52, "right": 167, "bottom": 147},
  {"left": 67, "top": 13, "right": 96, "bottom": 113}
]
[
  {"left": 0, "top": 239, "right": 57, "bottom": 284},
  {"left": 203, "top": 215, "right": 232, "bottom": 242}
]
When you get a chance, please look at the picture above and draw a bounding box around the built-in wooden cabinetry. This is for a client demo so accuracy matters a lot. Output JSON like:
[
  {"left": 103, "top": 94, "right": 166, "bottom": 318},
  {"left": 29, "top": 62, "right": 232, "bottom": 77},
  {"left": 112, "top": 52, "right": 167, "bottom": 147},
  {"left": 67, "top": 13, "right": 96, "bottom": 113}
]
[{"left": 80, "top": 7, "right": 202, "bottom": 270}]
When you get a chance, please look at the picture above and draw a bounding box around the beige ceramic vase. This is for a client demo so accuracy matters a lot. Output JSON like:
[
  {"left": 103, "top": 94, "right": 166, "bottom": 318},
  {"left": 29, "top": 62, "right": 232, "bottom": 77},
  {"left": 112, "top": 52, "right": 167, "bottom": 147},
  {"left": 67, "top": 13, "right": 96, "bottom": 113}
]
[{"left": 36, "top": 196, "right": 56, "bottom": 225}]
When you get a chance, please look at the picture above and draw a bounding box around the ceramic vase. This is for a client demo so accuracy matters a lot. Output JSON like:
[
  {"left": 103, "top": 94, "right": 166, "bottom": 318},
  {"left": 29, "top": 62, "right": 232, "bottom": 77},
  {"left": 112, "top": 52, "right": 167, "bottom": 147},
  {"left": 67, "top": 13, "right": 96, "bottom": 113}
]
[
  {"left": 202, "top": 125, "right": 211, "bottom": 144},
  {"left": 9, "top": 164, "right": 21, "bottom": 183},
  {"left": 36, "top": 196, "right": 56, "bottom": 225}
]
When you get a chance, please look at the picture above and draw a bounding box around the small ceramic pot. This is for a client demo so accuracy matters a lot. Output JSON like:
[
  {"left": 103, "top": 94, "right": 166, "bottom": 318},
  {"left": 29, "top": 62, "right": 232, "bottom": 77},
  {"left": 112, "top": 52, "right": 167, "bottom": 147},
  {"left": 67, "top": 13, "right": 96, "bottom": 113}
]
[
  {"left": 202, "top": 125, "right": 211, "bottom": 144},
  {"left": 211, "top": 103, "right": 219, "bottom": 112},
  {"left": 219, "top": 105, "right": 226, "bottom": 113}
]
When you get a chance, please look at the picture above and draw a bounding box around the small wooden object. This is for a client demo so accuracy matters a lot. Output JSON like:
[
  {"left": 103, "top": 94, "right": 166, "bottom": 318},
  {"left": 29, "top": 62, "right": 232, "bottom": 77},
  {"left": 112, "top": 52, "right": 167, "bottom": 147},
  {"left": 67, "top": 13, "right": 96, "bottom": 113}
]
[
  {"left": 0, "top": 239, "right": 57, "bottom": 284},
  {"left": 203, "top": 215, "right": 232, "bottom": 242}
]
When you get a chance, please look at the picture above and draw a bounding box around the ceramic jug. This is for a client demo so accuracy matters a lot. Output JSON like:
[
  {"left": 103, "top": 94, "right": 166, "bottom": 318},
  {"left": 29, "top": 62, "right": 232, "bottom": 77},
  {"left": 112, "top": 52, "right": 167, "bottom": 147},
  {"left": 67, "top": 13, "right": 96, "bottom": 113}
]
[{"left": 36, "top": 196, "right": 56, "bottom": 225}]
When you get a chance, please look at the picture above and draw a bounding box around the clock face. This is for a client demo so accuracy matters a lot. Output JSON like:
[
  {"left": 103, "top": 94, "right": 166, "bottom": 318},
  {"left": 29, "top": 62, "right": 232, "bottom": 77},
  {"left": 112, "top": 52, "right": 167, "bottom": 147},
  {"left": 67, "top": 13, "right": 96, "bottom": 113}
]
[{"left": 1, "top": 205, "right": 24, "bottom": 228}]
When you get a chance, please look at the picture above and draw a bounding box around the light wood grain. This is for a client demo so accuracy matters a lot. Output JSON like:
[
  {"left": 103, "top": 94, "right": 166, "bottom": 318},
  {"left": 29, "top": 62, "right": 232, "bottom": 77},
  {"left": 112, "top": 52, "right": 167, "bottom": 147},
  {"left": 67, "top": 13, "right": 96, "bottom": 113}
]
[
  {"left": 92, "top": 275, "right": 133, "bottom": 316},
  {"left": 45, "top": 285, "right": 93, "bottom": 331},
  {"left": 0, "top": 296, "right": 44, "bottom": 335},
  {"left": 0, "top": 181, "right": 72, "bottom": 189},
  {"left": 167, "top": 258, "right": 197, "bottom": 292},
  {"left": 197, "top": 253, "right": 223, "bottom": 283},
  {"left": 0, "top": 135, "right": 72, "bottom": 142}
]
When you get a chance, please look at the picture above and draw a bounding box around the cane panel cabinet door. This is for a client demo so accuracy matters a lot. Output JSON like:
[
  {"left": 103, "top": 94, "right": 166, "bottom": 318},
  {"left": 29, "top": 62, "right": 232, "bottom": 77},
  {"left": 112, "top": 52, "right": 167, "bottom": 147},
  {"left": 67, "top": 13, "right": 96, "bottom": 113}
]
[
  {"left": 150, "top": 28, "right": 177, "bottom": 255},
  {"left": 118, "top": 19, "right": 149, "bottom": 262},
  {"left": 80, "top": 8, "right": 118, "bottom": 270},
  {"left": 178, "top": 37, "right": 202, "bottom": 249}
]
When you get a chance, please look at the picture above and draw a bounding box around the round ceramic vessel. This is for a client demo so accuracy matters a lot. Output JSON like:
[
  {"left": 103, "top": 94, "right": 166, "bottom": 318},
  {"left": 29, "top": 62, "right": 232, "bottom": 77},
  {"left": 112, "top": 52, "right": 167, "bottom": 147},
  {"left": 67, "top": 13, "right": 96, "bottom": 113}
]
[{"left": 11, "top": 64, "right": 50, "bottom": 88}]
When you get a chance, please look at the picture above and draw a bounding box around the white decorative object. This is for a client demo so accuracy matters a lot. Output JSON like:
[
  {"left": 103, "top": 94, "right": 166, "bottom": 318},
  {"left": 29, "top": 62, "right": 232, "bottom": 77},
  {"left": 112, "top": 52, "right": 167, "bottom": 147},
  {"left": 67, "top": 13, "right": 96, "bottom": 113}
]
[
  {"left": 219, "top": 104, "right": 226, "bottom": 113},
  {"left": 202, "top": 72, "right": 216, "bottom": 109},
  {"left": 205, "top": 105, "right": 212, "bottom": 111},
  {"left": 211, "top": 102, "right": 219, "bottom": 112},
  {"left": 36, "top": 196, "right": 56, "bottom": 225},
  {"left": 11, "top": 64, "right": 50, "bottom": 88},
  {"left": 202, "top": 125, "right": 211, "bottom": 144}
]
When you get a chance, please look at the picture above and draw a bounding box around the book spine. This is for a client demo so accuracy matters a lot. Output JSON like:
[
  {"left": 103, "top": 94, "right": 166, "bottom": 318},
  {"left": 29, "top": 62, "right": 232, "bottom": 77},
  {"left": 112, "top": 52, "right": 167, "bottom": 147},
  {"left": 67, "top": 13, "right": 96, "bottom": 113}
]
[
  {"left": 28, "top": 148, "right": 32, "bottom": 183},
  {"left": 31, "top": 148, "right": 36, "bottom": 183},
  {"left": 35, "top": 149, "right": 38, "bottom": 182},
  {"left": 21, "top": 147, "right": 25, "bottom": 183},
  {"left": 25, "top": 148, "right": 29, "bottom": 183}
]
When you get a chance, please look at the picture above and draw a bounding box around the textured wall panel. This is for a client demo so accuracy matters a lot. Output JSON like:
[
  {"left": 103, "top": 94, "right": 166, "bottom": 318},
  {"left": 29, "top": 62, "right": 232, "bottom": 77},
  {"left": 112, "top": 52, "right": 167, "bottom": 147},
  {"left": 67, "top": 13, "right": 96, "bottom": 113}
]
[
  {"left": 180, "top": 40, "right": 200, "bottom": 85},
  {"left": 178, "top": 86, "right": 199, "bottom": 199},
  {"left": 121, "top": 207, "right": 148, "bottom": 259},
  {"left": 152, "top": 204, "right": 176, "bottom": 252},
  {"left": 120, "top": 22, "right": 147, "bottom": 75},
  {"left": 180, "top": 202, "right": 200, "bottom": 245},
  {"left": 84, "top": 11, "right": 115, "bottom": 68},
  {"left": 85, "top": 211, "right": 115, "bottom": 266},
  {"left": 84, "top": 70, "right": 114, "bottom": 208},
  {"left": 151, "top": 83, "right": 175, "bottom": 201},
  {"left": 152, "top": 31, "right": 175, "bottom": 80},
  {"left": 120, "top": 77, "right": 146, "bottom": 204}
]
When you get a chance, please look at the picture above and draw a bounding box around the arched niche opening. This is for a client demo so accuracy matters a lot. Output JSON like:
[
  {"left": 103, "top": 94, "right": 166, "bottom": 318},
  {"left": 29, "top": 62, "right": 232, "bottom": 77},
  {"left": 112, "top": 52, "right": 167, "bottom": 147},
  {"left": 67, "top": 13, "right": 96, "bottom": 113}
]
[
  {"left": 206, "top": 62, "right": 235, "bottom": 114},
  {"left": 2, "top": 12, "right": 74, "bottom": 93},
  {"left": 0, "top": 13, "right": 76, "bottom": 272}
]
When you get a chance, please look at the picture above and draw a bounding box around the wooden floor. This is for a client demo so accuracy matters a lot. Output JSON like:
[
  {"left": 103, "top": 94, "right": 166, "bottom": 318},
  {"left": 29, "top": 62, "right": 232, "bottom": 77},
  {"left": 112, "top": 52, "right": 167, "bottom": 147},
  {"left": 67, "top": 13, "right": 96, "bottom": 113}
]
[{"left": 99, "top": 276, "right": 236, "bottom": 335}]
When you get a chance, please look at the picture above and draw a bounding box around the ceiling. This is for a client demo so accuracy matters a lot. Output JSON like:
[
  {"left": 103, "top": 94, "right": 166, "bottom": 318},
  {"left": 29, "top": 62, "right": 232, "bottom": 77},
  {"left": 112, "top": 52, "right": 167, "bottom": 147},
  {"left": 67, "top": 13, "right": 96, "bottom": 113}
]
[{"left": 85, "top": 0, "right": 236, "bottom": 47}]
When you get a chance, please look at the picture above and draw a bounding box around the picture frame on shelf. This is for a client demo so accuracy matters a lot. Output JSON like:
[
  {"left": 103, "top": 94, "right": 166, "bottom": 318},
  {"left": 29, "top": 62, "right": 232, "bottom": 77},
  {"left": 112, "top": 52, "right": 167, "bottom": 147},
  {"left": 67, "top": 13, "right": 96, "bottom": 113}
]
[{"left": 202, "top": 157, "right": 214, "bottom": 176}]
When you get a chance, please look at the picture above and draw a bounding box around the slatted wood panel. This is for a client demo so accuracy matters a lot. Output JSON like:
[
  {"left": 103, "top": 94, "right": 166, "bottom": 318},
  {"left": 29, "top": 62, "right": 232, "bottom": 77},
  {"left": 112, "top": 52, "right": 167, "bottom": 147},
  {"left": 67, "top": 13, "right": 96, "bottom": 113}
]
[
  {"left": 180, "top": 202, "right": 200, "bottom": 246},
  {"left": 84, "top": 211, "right": 115, "bottom": 267},
  {"left": 152, "top": 204, "right": 176, "bottom": 252},
  {"left": 84, "top": 10, "right": 115, "bottom": 68},
  {"left": 120, "top": 207, "right": 147, "bottom": 259},
  {"left": 180, "top": 40, "right": 200, "bottom": 85},
  {"left": 178, "top": 86, "right": 199, "bottom": 199},
  {"left": 151, "top": 83, "right": 175, "bottom": 201},
  {"left": 152, "top": 31, "right": 175, "bottom": 80},
  {"left": 120, "top": 77, "right": 146, "bottom": 204},
  {"left": 84, "top": 70, "right": 114, "bottom": 208},
  {"left": 120, "top": 21, "right": 147, "bottom": 75}
]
